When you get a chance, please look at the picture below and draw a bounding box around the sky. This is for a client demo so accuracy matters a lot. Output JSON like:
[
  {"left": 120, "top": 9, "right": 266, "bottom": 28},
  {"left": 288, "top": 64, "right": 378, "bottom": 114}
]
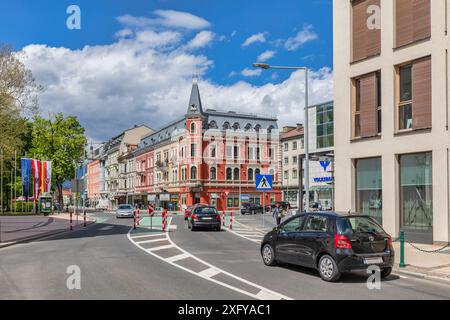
[{"left": 0, "top": 0, "right": 334, "bottom": 142}]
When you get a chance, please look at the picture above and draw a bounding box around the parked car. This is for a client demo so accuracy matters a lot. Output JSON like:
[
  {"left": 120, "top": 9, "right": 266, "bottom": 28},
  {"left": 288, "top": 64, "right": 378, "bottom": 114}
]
[
  {"left": 265, "top": 201, "right": 291, "bottom": 212},
  {"left": 116, "top": 204, "right": 134, "bottom": 218},
  {"left": 188, "top": 206, "right": 222, "bottom": 231},
  {"left": 260, "top": 212, "right": 394, "bottom": 282},
  {"left": 241, "top": 203, "right": 263, "bottom": 215}
]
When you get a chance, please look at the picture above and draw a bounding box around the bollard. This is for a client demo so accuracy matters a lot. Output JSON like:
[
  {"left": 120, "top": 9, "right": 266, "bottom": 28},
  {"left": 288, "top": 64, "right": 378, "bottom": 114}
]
[
  {"left": 163, "top": 209, "right": 168, "bottom": 232},
  {"left": 83, "top": 209, "right": 87, "bottom": 227},
  {"left": 137, "top": 209, "right": 140, "bottom": 226},
  {"left": 229, "top": 211, "right": 233, "bottom": 230},
  {"left": 222, "top": 210, "right": 225, "bottom": 227},
  {"left": 133, "top": 210, "right": 137, "bottom": 230},
  {"left": 399, "top": 230, "right": 405, "bottom": 268},
  {"left": 70, "top": 211, "right": 73, "bottom": 231}
]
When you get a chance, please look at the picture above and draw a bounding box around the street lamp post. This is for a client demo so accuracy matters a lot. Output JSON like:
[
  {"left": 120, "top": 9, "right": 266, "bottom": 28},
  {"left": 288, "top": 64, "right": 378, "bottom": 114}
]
[{"left": 253, "top": 63, "right": 310, "bottom": 212}]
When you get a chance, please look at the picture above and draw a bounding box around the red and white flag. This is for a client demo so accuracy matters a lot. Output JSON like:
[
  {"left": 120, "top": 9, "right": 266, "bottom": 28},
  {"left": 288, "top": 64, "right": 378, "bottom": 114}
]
[
  {"left": 31, "top": 159, "right": 41, "bottom": 202},
  {"left": 41, "top": 161, "right": 52, "bottom": 193}
]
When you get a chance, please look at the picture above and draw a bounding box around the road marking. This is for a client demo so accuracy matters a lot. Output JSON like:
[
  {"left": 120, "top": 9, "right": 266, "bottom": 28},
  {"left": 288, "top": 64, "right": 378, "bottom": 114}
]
[
  {"left": 146, "top": 244, "right": 174, "bottom": 252},
  {"left": 198, "top": 267, "right": 221, "bottom": 279},
  {"left": 256, "top": 289, "right": 282, "bottom": 300},
  {"left": 99, "top": 226, "right": 114, "bottom": 231},
  {"left": 166, "top": 253, "right": 190, "bottom": 263},
  {"left": 127, "top": 217, "right": 292, "bottom": 300},
  {"left": 131, "top": 233, "right": 164, "bottom": 239},
  {"left": 136, "top": 238, "right": 168, "bottom": 245}
]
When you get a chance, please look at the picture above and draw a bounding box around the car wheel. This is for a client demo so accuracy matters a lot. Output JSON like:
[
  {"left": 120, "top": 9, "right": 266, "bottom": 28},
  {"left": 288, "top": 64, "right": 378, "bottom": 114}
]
[
  {"left": 217, "top": 226, "right": 222, "bottom": 232},
  {"left": 380, "top": 267, "right": 392, "bottom": 278},
  {"left": 318, "top": 255, "right": 341, "bottom": 282},
  {"left": 191, "top": 225, "right": 196, "bottom": 231},
  {"left": 252, "top": 210, "right": 256, "bottom": 215},
  {"left": 261, "top": 244, "right": 277, "bottom": 266}
]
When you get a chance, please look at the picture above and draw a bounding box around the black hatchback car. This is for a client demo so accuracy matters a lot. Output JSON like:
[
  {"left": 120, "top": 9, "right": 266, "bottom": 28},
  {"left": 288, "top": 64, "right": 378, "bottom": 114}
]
[
  {"left": 188, "top": 206, "right": 222, "bottom": 231},
  {"left": 241, "top": 203, "right": 264, "bottom": 215},
  {"left": 260, "top": 212, "right": 394, "bottom": 282}
]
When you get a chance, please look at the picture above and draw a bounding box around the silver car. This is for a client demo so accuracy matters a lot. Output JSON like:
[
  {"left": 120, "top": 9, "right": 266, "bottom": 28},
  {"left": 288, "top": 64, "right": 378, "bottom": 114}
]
[{"left": 116, "top": 204, "right": 134, "bottom": 218}]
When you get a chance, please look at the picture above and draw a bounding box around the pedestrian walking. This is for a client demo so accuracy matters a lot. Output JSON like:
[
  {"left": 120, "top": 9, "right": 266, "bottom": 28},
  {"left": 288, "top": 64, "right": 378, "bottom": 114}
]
[{"left": 272, "top": 203, "right": 281, "bottom": 226}]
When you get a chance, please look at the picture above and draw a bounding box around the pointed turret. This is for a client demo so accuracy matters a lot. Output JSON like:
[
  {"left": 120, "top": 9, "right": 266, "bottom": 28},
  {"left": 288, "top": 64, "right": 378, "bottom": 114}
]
[{"left": 186, "top": 77, "right": 204, "bottom": 118}]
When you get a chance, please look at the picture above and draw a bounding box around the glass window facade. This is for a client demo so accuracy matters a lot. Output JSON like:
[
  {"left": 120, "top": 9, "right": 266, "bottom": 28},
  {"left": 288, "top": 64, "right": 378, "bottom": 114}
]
[
  {"left": 400, "top": 152, "right": 433, "bottom": 232},
  {"left": 316, "top": 102, "right": 334, "bottom": 149},
  {"left": 356, "top": 158, "right": 382, "bottom": 224}
]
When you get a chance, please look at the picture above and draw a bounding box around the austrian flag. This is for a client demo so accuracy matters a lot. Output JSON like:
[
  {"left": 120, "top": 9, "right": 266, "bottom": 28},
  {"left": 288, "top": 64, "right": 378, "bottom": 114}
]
[
  {"left": 31, "top": 159, "right": 41, "bottom": 202},
  {"left": 41, "top": 161, "right": 52, "bottom": 193}
]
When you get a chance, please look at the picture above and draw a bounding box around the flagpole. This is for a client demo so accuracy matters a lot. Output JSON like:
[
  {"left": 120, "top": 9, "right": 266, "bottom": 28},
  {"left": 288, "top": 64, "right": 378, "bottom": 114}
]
[
  {"left": 14, "top": 151, "right": 17, "bottom": 214},
  {"left": 0, "top": 149, "right": 3, "bottom": 215},
  {"left": 10, "top": 171, "right": 13, "bottom": 213}
]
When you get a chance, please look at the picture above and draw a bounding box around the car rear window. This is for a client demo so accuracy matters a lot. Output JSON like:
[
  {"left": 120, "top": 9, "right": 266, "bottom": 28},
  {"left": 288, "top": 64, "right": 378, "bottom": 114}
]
[
  {"left": 197, "top": 207, "right": 218, "bottom": 215},
  {"left": 337, "top": 217, "right": 385, "bottom": 235},
  {"left": 118, "top": 205, "right": 132, "bottom": 210}
]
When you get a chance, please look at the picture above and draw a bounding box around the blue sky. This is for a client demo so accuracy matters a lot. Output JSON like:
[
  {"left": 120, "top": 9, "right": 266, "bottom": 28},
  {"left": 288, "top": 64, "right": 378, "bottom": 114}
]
[{"left": 0, "top": 0, "right": 334, "bottom": 140}]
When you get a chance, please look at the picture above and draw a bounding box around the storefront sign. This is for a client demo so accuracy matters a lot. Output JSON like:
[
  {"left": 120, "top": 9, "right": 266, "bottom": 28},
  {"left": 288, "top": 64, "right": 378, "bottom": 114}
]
[{"left": 160, "top": 194, "right": 170, "bottom": 201}]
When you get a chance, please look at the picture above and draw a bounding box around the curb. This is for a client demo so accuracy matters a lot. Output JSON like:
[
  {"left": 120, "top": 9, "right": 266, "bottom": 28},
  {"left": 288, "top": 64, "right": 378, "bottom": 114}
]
[
  {"left": 0, "top": 219, "right": 96, "bottom": 250},
  {"left": 393, "top": 268, "right": 450, "bottom": 286}
]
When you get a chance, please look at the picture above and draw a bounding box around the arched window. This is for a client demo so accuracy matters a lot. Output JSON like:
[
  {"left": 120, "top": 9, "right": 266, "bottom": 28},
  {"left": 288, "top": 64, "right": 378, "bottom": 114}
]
[
  {"left": 232, "top": 122, "right": 240, "bottom": 131},
  {"left": 208, "top": 121, "right": 218, "bottom": 129},
  {"left": 245, "top": 123, "right": 252, "bottom": 131},
  {"left": 210, "top": 167, "right": 217, "bottom": 180},
  {"left": 255, "top": 168, "right": 261, "bottom": 176},
  {"left": 226, "top": 168, "right": 232, "bottom": 181},
  {"left": 267, "top": 125, "right": 275, "bottom": 133},
  {"left": 248, "top": 168, "right": 254, "bottom": 181},
  {"left": 223, "top": 122, "right": 231, "bottom": 131},
  {"left": 190, "top": 166, "right": 197, "bottom": 180},
  {"left": 254, "top": 124, "right": 261, "bottom": 132},
  {"left": 190, "top": 123, "right": 197, "bottom": 134},
  {"left": 233, "top": 168, "right": 240, "bottom": 181}
]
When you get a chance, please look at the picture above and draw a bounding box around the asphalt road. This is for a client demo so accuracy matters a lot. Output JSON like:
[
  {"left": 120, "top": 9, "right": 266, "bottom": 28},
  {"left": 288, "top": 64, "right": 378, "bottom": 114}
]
[{"left": 1, "top": 211, "right": 449, "bottom": 300}]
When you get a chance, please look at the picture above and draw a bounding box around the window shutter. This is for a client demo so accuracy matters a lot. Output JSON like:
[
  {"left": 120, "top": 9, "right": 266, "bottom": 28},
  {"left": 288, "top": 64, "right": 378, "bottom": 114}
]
[
  {"left": 352, "top": 0, "right": 381, "bottom": 62},
  {"left": 359, "top": 73, "right": 378, "bottom": 137},
  {"left": 412, "top": 57, "right": 432, "bottom": 129},
  {"left": 413, "top": 0, "right": 431, "bottom": 41},
  {"left": 396, "top": 0, "right": 430, "bottom": 48}
]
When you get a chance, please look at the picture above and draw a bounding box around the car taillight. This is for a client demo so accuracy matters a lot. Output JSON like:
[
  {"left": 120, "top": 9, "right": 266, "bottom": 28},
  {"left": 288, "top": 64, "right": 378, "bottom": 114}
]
[
  {"left": 215, "top": 215, "right": 221, "bottom": 221},
  {"left": 334, "top": 234, "right": 352, "bottom": 249},
  {"left": 192, "top": 214, "right": 199, "bottom": 220},
  {"left": 387, "top": 235, "right": 392, "bottom": 248}
]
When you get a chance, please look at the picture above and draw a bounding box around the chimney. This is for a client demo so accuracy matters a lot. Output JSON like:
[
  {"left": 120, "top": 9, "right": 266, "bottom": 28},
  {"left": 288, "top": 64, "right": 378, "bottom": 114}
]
[{"left": 282, "top": 126, "right": 296, "bottom": 133}]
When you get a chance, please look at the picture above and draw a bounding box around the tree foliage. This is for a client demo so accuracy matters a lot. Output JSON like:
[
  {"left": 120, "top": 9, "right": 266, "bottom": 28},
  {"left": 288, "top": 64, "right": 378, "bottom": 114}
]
[{"left": 31, "top": 113, "right": 87, "bottom": 205}]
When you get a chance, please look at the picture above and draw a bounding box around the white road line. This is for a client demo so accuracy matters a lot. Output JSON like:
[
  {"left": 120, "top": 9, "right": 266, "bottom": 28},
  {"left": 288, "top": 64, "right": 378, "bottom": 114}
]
[
  {"left": 256, "top": 289, "right": 282, "bottom": 300},
  {"left": 99, "top": 226, "right": 114, "bottom": 231},
  {"left": 131, "top": 233, "right": 164, "bottom": 239},
  {"left": 166, "top": 253, "right": 190, "bottom": 263},
  {"left": 198, "top": 267, "right": 221, "bottom": 279},
  {"left": 146, "top": 244, "right": 174, "bottom": 252},
  {"left": 136, "top": 238, "right": 168, "bottom": 245},
  {"left": 127, "top": 218, "right": 292, "bottom": 301}
]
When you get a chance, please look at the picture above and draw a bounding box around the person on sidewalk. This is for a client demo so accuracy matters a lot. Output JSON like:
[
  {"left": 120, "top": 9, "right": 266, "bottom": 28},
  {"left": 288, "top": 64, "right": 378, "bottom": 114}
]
[{"left": 273, "top": 203, "right": 282, "bottom": 226}]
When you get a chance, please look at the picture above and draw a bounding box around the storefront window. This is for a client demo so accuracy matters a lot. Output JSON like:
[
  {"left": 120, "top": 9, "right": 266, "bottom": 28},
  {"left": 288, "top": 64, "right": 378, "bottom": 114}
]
[
  {"left": 227, "top": 194, "right": 240, "bottom": 208},
  {"left": 400, "top": 153, "right": 433, "bottom": 232},
  {"left": 356, "top": 158, "right": 382, "bottom": 224}
]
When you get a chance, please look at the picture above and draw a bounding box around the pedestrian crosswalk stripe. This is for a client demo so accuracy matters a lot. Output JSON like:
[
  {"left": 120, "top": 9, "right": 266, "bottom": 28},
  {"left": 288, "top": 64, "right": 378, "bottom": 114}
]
[
  {"left": 131, "top": 233, "right": 165, "bottom": 239},
  {"left": 136, "top": 238, "right": 168, "bottom": 245},
  {"left": 198, "top": 267, "right": 221, "bottom": 279},
  {"left": 146, "top": 244, "right": 174, "bottom": 252},
  {"left": 166, "top": 253, "right": 190, "bottom": 263},
  {"left": 256, "top": 289, "right": 281, "bottom": 300}
]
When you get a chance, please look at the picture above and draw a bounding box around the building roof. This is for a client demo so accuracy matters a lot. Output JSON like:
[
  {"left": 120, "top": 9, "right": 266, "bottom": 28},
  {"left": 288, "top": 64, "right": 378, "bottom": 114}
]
[{"left": 281, "top": 126, "right": 304, "bottom": 141}]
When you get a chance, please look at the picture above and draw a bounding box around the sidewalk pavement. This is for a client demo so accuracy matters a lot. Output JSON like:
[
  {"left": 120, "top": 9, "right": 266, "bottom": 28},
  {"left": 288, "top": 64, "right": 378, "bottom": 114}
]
[
  {"left": 393, "top": 242, "right": 450, "bottom": 283},
  {"left": 0, "top": 213, "right": 95, "bottom": 248}
]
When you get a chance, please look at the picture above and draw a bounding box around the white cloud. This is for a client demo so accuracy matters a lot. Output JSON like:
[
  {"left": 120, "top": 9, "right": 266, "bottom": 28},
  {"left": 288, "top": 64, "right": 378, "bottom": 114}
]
[
  {"left": 184, "top": 31, "right": 215, "bottom": 50},
  {"left": 285, "top": 25, "right": 318, "bottom": 51},
  {"left": 257, "top": 50, "right": 276, "bottom": 62},
  {"left": 20, "top": 25, "right": 332, "bottom": 141},
  {"left": 241, "top": 68, "right": 263, "bottom": 77},
  {"left": 242, "top": 32, "right": 267, "bottom": 47},
  {"left": 117, "top": 10, "right": 211, "bottom": 30}
]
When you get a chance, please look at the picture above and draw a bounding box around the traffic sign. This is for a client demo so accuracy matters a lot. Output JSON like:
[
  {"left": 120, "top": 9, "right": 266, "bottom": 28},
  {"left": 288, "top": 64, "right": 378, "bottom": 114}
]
[{"left": 255, "top": 174, "right": 273, "bottom": 191}]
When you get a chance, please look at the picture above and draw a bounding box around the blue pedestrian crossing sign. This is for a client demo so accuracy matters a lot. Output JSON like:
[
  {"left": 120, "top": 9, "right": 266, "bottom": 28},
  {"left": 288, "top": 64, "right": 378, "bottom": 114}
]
[{"left": 255, "top": 174, "right": 273, "bottom": 191}]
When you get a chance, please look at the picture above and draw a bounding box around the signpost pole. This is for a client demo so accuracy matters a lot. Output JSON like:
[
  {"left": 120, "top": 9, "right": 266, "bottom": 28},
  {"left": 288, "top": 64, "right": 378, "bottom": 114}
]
[{"left": 263, "top": 191, "right": 265, "bottom": 229}]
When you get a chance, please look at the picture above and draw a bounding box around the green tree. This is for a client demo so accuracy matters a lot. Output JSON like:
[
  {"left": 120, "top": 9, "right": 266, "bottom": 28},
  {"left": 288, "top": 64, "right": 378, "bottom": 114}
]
[
  {"left": 0, "top": 44, "right": 41, "bottom": 211},
  {"left": 31, "top": 113, "right": 87, "bottom": 207}
]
